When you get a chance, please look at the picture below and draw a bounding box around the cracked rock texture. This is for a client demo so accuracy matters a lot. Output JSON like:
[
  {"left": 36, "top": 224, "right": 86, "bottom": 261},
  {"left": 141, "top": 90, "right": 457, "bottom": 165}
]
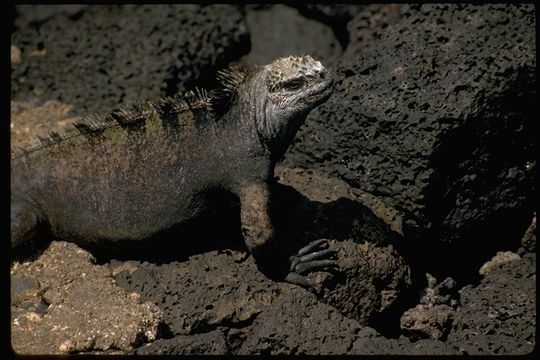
[
  {"left": 10, "top": 241, "right": 163, "bottom": 354},
  {"left": 11, "top": 5, "right": 249, "bottom": 115},
  {"left": 284, "top": 3, "right": 536, "bottom": 278}
]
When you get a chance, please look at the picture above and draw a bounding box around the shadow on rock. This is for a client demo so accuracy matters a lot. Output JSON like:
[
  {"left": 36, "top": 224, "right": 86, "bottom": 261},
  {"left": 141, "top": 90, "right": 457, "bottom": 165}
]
[{"left": 11, "top": 164, "right": 416, "bottom": 351}]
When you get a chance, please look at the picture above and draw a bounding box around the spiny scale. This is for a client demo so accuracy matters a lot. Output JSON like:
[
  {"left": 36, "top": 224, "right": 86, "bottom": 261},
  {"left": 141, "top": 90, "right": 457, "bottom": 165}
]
[
  {"left": 109, "top": 101, "right": 157, "bottom": 127},
  {"left": 74, "top": 113, "right": 108, "bottom": 133},
  {"left": 12, "top": 62, "right": 264, "bottom": 159},
  {"left": 216, "top": 64, "right": 262, "bottom": 91},
  {"left": 184, "top": 87, "right": 211, "bottom": 109},
  {"left": 211, "top": 64, "right": 262, "bottom": 117}
]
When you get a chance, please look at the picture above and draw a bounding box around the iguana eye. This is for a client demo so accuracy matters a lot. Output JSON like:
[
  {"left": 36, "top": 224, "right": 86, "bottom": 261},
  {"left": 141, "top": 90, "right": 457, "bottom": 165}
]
[{"left": 283, "top": 78, "right": 304, "bottom": 91}]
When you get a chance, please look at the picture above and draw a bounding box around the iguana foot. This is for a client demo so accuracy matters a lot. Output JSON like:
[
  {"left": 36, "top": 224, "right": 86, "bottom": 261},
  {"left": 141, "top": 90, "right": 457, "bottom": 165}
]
[{"left": 284, "top": 239, "right": 339, "bottom": 292}]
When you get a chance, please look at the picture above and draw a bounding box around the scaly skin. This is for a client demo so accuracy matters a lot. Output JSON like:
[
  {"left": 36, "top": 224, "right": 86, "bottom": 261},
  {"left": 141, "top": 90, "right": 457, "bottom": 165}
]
[{"left": 11, "top": 55, "right": 336, "bottom": 289}]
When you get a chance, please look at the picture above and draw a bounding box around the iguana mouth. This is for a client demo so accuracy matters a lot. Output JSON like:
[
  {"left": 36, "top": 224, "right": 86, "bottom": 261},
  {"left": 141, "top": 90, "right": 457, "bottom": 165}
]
[{"left": 303, "top": 77, "right": 334, "bottom": 104}]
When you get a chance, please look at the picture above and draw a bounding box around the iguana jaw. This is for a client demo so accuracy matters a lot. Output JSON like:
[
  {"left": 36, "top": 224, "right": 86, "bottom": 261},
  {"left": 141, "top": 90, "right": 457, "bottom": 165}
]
[{"left": 298, "top": 72, "right": 334, "bottom": 107}]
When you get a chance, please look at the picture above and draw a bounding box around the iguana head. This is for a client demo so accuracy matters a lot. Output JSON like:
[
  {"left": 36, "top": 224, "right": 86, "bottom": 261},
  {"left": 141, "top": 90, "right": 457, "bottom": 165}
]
[
  {"left": 265, "top": 55, "right": 333, "bottom": 110},
  {"left": 260, "top": 55, "right": 334, "bottom": 160},
  {"left": 214, "top": 55, "right": 333, "bottom": 161}
]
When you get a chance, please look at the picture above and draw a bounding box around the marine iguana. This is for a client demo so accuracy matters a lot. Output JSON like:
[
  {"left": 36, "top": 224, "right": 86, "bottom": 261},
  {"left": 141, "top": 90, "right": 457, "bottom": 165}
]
[{"left": 11, "top": 55, "right": 336, "bottom": 289}]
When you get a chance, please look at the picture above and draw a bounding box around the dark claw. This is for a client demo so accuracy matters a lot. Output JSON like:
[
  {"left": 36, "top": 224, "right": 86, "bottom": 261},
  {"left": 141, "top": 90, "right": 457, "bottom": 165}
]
[
  {"left": 285, "top": 239, "right": 340, "bottom": 292},
  {"left": 289, "top": 250, "right": 335, "bottom": 271},
  {"left": 294, "top": 259, "right": 339, "bottom": 274},
  {"left": 298, "top": 249, "right": 335, "bottom": 264},
  {"left": 297, "top": 238, "right": 329, "bottom": 257},
  {"left": 284, "top": 272, "right": 315, "bottom": 291}
]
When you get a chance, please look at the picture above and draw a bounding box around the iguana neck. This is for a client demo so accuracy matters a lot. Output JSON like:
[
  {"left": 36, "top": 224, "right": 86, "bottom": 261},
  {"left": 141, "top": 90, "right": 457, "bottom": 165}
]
[{"left": 238, "top": 70, "right": 307, "bottom": 163}]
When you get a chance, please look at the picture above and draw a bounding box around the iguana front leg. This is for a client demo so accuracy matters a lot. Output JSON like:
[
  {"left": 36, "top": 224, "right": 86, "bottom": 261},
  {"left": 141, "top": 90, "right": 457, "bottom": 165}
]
[{"left": 239, "top": 182, "right": 337, "bottom": 290}]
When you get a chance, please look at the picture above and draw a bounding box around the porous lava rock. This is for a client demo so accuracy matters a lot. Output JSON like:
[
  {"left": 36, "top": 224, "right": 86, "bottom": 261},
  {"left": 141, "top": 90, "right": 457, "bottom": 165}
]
[
  {"left": 11, "top": 5, "right": 250, "bottom": 115},
  {"left": 284, "top": 4, "right": 536, "bottom": 278},
  {"left": 447, "top": 253, "right": 536, "bottom": 354}
]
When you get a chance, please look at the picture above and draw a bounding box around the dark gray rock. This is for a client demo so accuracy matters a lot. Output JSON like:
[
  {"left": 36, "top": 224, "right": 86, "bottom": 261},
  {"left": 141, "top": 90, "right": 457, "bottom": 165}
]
[
  {"left": 135, "top": 330, "right": 228, "bottom": 355},
  {"left": 289, "top": 4, "right": 366, "bottom": 48},
  {"left": 447, "top": 253, "right": 536, "bottom": 355},
  {"left": 274, "top": 165, "right": 405, "bottom": 248},
  {"left": 230, "top": 286, "right": 362, "bottom": 355},
  {"left": 240, "top": 5, "right": 342, "bottom": 67},
  {"left": 352, "top": 335, "right": 463, "bottom": 355},
  {"left": 14, "top": 5, "right": 87, "bottom": 28},
  {"left": 111, "top": 238, "right": 410, "bottom": 355},
  {"left": 11, "top": 5, "right": 250, "bottom": 115},
  {"left": 343, "top": 4, "right": 402, "bottom": 58},
  {"left": 111, "top": 241, "right": 409, "bottom": 340},
  {"left": 314, "top": 240, "right": 411, "bottom": 325},
  {"left": 518, "top": 213, "right": 536, "bottom": 255},
  {"left": 112, "top": 251, "right": 281, "bottom": 337},
  {"left": 284, "top": 4, "right": 536, "bottom": 278}
]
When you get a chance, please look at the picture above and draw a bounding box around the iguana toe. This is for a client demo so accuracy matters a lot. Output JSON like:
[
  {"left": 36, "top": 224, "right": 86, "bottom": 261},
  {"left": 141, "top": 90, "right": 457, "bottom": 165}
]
[{"left": 285, "top": 238, "right": 339, "bottom": 292}]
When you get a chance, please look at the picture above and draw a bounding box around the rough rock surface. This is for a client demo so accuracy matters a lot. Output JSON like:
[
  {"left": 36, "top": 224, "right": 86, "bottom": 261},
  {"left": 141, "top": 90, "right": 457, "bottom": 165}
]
[
  {"left": 11, "top": 4, "right": 249, "bottom": 115},
  {"left": 240, "top": 5, "right": 342, "bottom": 66},
  {"left": 10, "top": 241, "right": 163, "bottom": 354},
  {"left": 313, "top": 240, "right": 411, "bottom": 325},
  {"left": 274, "top": 166, "right": 412, "bottom": 323},
  {"left": 351, "top": 333, "right": 463, "bottom": 355},
  {"left": 518, "top": 213, "right": 536, "bottom": 255},
  {"left": 112, "top": 239, "right": 410, "bottom": 339},
  {"left": 447, "top": 253, "right": 536, "bottom": 355},
  {"left": 419, "top": 275, "right": 459, "bottom": 308},
  {"left": 284, "top": 4, "right": 536, "bottom": 278},
  {"left": 111, "top": 251, "right": 281, "bottom": 337},
  {"left": 135, "top": 330, "right": 228, "bottom": 355},
  {"left": 343, "top": 4, "right": 402, "bottom": 59},
  {"left": 230, "top": 286, "right": 362, "bottom": 355},
  {"left": 478, "top": 251, "right": 521, "bottom": 275},
  {"left": 400, "top": 304, "right": 455, "bottom": 340},
  {"left": 274, "top": 165, "right": 404, "bottom": 247}
]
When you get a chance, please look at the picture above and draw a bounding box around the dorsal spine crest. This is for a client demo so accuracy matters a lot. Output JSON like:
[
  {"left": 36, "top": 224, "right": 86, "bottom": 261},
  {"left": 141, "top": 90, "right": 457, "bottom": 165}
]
[{"left": 12, "top": 62, "right": 264, "bottom": 159}]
